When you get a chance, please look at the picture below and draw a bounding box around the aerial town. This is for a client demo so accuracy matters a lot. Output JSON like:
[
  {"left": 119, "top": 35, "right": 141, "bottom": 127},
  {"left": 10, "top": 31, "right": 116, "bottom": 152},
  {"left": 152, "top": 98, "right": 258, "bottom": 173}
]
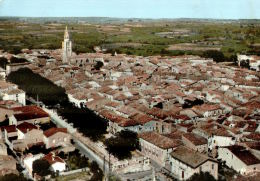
[{"left": 0, "top": 22, "right": 260, "bottom": 181}]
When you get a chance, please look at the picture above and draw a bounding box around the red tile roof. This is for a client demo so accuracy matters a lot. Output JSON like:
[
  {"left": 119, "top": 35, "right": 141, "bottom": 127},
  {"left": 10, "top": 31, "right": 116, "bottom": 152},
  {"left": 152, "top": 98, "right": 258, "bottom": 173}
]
[
  {"left": 245, "top": 133, "right": 260, "bottom": 141},
  {"left": 183, "top": 133, "right": 207, "bottom": 146},
  {"left": 139, "top": 132, "right": 181, "bottom": 149},
  {"left": 227, "top": 145, "right": 260, "bottom": 166},
  {"left": 16, "top": 122, "right": 38, "bottom": 134},
  {"left": 43, "top": 128, "right": 67, "bottom": 138},
  {"left": 43, "top": 152, "right": 65, "bottom": 165},
  {"left": 12, "top": 106, "right": 49, "bottom": 121},
  {"left": 1, "top": 125, "right": 16, "bottom": 133}
]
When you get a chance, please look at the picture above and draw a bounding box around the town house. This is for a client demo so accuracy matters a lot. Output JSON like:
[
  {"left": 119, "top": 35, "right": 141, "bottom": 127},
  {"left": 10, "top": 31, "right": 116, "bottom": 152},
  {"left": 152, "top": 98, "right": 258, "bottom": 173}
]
[
  {"left": 43, "top": 152, "right": 66, "bottom": 173},
  {"left": 139, "top": 132, "right": 181, "bottom": 167},
  {"left": 9, "top": 105, "right": 50, "bottom": 125},
  {"left": 182, "top": 133, "right": 208, "bottom": 153},
  {"left": 218, "top": 145, "right": 260, "bottom": 175},
  {"left": 43, "top": 128, "right": 71, "bottom": 149},
  {"left": 169, "top": 146, "right": 218, "bottom": 180},
  {"left": 13, "top": 122, "right": 44, "bottom": 151}
]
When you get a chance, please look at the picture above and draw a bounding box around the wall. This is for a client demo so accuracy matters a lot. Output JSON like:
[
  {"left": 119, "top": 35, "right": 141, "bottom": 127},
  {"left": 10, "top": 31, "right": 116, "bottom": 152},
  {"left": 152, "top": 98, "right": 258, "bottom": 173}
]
[
  {"left": 218, "top": 148, "right": 260, "bottom": 175},
  {"left": 10, "top": 116, "right": 50, "bottom": 126},
  {"left": 182, "top": 136, "right": 207, "bottom": 153},
  {"left": 208, "top": 135, "right": 235, "bottom": 150},
  {"left": 139, "top": 138, "right": 172, "bottom": 167},
  {"left": 44, "top": 132, "right": 71, "bottom": 149},
  {"left": 51, "top": 162, "right": 66, "bottom": 172},
  {"left": 169, "top": 157, "right": 218, "bottom": 180},
  {"left": 2, "top": 92, "right": 26, "bottom": 106}
]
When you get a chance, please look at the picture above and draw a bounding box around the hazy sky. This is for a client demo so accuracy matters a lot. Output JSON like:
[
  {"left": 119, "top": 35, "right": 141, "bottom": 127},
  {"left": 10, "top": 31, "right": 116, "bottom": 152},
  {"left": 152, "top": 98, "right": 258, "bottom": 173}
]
[{"left": 0, "top": 0, "right": 259, "bottom": 19}]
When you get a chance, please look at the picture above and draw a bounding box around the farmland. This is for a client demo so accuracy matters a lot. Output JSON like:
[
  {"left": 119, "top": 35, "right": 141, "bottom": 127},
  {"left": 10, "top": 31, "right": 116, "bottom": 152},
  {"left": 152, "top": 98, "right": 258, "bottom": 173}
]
[{"left": 0, "top": 18, "right": 259, "bottom": 58}]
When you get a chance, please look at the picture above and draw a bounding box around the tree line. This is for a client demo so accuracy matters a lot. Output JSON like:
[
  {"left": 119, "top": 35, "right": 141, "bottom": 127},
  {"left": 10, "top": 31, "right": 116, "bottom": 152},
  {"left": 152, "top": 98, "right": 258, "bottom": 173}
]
[
  {"left": 7, "top": 68, "right": 107, "bottom": 141},
  {"left": 7, "top": 68, "right": 140, "bottom": 159}
]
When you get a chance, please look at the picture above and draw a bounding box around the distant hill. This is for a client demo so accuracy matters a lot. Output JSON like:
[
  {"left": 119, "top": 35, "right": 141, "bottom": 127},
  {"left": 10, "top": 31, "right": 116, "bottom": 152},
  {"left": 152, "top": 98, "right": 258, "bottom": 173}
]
[{"left": 0, "top": 16, "right": 259, "bottom": 24}]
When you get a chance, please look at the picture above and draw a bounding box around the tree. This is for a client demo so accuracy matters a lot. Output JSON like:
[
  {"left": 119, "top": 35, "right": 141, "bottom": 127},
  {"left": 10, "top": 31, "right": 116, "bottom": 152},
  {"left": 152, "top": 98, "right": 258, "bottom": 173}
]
[
  {"left": 89, "top": 161, "right": 104, "bottom": 181},
  {"left": 94, "top": 61, "right": 104, "bottom": 70},
  {"left": 230, "top": 54, "right": 238, "bottom": 64},
  {"left": 109, "top": 175, "right": 122, "bottom": 181},
  {"left": 183, "top": 98, "right": 204, "bottom": 109},
  {"left": 0, "top": 57, "right": 8, "bottom": 69},
  {"left": 202, "top": 50, "right": 225, "bottom": 62},
  {"left": 0, "top": 174, "right": 28, "bottom": 181},
  {"left": 32, "top": 159, "right": 51, "bottom": 177},
  {"left": 66, "top": 150, "right": 89, "bottom": 170},
  {"left": 57, "top": 104, "right": 108, "bottom": 141},
  {"left": 105, "top": 130, "right": 140, "bottom": 160},
  {"left": 7, "top": 68, "right": 107, "bottom": 142},
  {"left": 188, "top": 172, "right": 216, "bottom": 181},
  {"left": 240, "top": 59, "right": 250, "bottom": 69},
  {"left": 7, "top": 68, "right": 68, "bottom": 106},
  {"left": 10, "top": 57, "right": 28, "bottom": 64}
]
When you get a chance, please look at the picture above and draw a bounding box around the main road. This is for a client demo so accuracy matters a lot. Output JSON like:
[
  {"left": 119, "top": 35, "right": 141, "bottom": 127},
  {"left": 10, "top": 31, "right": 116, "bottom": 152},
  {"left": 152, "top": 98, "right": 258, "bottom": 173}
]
[{"left": 43, "top": 107, "right": 110, "bottom": 172}]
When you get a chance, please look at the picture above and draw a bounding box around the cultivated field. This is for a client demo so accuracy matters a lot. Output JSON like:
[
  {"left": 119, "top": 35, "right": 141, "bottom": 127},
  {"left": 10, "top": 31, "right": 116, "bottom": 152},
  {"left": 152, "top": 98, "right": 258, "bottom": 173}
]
[{"left": 0, "top": 18, "right": 259, "bottom": 58}]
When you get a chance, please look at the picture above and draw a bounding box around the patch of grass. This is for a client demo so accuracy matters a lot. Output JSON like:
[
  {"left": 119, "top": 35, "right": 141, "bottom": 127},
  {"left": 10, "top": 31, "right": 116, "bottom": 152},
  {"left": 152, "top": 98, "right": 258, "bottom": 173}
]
[{"left": 55, "top": 171, "right": 92, "bottom": 181}]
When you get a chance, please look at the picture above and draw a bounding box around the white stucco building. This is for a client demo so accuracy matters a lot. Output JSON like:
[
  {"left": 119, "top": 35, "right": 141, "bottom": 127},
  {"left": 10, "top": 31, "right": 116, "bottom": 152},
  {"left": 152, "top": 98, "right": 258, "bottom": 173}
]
[
  {"left": 0, "top": 81, "right": 26, "bottom": 106},
  {"left": 169, "top": 146, "right": 218, "bottom": 180},
  {"left": 43, "top": 153, "right": 66, "bottom": 173},
  {"left": 139, "top": 132, "right": 181, "bottom": 167},
  {"left": 218, "top": 145, "right": 260, "bottom": 175}
]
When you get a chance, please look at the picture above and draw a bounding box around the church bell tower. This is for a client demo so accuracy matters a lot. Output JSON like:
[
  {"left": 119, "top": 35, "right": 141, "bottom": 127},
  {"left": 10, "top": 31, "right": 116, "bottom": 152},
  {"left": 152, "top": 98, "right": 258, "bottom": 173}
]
[{"left": 62, "top": 26, "right": 72, "bottom": 63}]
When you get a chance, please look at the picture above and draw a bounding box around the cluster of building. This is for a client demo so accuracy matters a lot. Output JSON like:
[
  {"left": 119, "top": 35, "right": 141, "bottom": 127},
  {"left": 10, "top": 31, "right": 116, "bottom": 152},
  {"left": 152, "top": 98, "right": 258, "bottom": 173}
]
[
  {"left": 6, "top": 46, "right": 258, "bottom": 180},
  {"left": 0, "top": 27, "right": 260, "bottom": 180},
  {"left": 0, "top": 81, "right": 75, "bottom": 179}
]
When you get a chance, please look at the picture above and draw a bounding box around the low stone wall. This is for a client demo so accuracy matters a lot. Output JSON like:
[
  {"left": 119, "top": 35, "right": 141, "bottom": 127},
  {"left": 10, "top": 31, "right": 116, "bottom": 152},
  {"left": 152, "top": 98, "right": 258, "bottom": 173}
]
[{"left": 59, "top": 167, "right": 90, "bottom": 176}]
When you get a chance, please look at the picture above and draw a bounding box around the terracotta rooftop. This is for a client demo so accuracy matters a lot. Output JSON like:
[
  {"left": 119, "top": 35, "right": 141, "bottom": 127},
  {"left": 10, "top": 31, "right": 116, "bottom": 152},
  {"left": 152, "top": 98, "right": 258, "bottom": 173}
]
[
  {"left": 12, "top": 105, "right": 49, "bottom": 121},
  {"left": 1, "top": 125, "right": 16, "bottom": 133},
  {"left": 226, "top": 145, "right": 260, "bottom": 166},
  {"left": 244, "top": 142, "right": 260, "bottom": 151},
  {"left": 170, "top": 146, "right": 215, "bottom": 168},
  {"left": 164, "top": 129, "right": 184, "bottom": 140},
  {"left": 192, "top": 104, "right": 221, "bottom": 113},
  {"left": 139, "top": 132, "right": 181, "bottom": 149},
  {"left": 182, "top": 133, "right": 207, "bottom": 146},
  {"left": 43, "top": 127, "right": 67, "bottom": 138},
  {"left": 16, "top": 122, "right": 38, "bottom": 134},
  {"left": 43, "top": 152, "right": 65, "bottom": 165},
  {"left": 245, "top": 133, "right": 260, "bottom": 141}
]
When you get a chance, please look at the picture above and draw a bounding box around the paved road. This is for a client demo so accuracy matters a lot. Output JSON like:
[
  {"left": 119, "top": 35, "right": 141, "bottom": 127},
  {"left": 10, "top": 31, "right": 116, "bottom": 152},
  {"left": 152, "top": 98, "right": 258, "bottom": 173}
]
[
  {"left": 47, "top": 108, "right": 110, "bottom": 174},
  {"left": 28, "top": 98, "right": 162, "bottom": 180}
]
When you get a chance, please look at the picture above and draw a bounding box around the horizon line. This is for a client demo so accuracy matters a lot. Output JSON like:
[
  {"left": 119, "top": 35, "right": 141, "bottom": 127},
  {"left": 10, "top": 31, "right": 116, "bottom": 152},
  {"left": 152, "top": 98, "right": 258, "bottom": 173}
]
[{"left": 0, "top": 16, "right": 260, "bottom": 21}]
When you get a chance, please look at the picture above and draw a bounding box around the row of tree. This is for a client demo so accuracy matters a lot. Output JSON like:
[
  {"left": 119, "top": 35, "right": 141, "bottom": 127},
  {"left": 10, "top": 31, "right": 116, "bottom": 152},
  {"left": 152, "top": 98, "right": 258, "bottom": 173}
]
[
  {"left": 7, "top": 68, "right": 107, "bottom": 141},
  {"left": 202, "top": 50, "right": 238, "bottom": 63},
  {"left": 7, "top": 67, "right": 140, "bottom": 160},
  {"left": 104, "top": 130, "right": 140, "bottom": 160},
  {"left": 7, "top": 68, "right": 68, "bottom": 106}
]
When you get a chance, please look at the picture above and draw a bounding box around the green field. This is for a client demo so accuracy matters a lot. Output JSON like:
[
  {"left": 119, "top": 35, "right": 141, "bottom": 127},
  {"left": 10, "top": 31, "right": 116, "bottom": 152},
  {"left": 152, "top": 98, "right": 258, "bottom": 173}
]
[{"left": 0, "top": 18, "right": 260, "bottom": 58}]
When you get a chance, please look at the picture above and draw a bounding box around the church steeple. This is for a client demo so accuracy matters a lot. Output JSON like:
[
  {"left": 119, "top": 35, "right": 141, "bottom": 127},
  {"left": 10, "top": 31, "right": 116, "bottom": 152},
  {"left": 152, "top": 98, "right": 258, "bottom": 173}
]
[
  {"left": 64, "top": 26, "right": 70, "bottom": 40},
  {"left": 62, "top": 26, "right": 72, "bottom": 63}
]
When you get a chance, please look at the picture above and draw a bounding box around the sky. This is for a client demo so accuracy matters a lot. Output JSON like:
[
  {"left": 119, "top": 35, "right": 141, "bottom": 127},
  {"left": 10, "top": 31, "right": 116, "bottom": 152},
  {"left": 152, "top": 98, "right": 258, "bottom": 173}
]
[{"left": 0, "top": 0, "right": 259, "bottom": 19}]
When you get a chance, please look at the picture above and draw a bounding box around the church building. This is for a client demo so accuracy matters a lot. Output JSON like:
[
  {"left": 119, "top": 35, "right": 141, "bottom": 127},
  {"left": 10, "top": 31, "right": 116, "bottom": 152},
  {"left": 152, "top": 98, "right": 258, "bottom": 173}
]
[{"left": 62, "top": 26, "right": 72, "bottom": 63}]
